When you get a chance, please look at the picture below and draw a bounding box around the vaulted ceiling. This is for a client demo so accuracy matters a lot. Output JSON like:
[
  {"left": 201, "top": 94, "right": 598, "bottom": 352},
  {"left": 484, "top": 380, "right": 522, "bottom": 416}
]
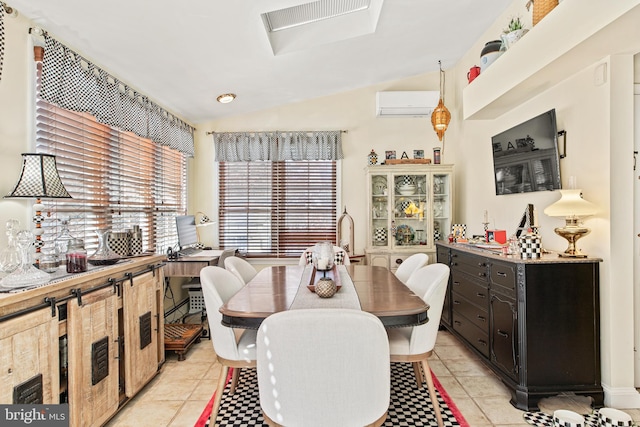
[{"left": 7, "top": 0, "right": 512, "bottom": 124}]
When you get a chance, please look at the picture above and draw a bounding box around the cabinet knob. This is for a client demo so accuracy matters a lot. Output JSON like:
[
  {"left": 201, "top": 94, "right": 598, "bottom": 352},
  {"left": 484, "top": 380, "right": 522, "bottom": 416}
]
[
  {"left": 477, "top": 262, "right": 485, "bottom": 267},
  {"left": 453, "top": 281, "right": 460, "bottom": 286},
  {"left": 477, "top": 315, "right": 486, "bottom": 322},
  {"left": 478, "top": 272, "right": 486, "bottom": 277},
  {"left": 453, "top": 300, "right": 461, "bottom": 305},
  {"left": 496, "top": 271, "right": 507, "bottom": 277},
  {"left": 478, "top": 339, "right": 488, "bottom": 347},
  {"left": 395, "top": 258, "right": 403, "bottom": 265}
]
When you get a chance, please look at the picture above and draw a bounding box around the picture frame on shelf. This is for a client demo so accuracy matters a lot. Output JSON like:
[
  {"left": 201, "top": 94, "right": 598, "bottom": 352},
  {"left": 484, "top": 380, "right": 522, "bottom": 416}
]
[
  {"left": 451, "top": 223, "right": 467, "bottom": 240},
  {"left": 414, "top": 149, "right": 424, "bottom": 159},
  {"left": 385, "top": 150, "right": 396, "bottom": 160}
]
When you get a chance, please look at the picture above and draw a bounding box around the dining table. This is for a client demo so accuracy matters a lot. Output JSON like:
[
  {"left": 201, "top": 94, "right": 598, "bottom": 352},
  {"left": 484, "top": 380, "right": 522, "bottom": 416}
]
[{"left": 219, "top": 264, "right": 429, "bottom": 329}]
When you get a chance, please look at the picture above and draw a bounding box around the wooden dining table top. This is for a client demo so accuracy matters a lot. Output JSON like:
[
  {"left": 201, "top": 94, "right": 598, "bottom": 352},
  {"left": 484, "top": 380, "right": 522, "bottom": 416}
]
[{"left": 219, "top": 265, "right": 429, "bottom": 329}]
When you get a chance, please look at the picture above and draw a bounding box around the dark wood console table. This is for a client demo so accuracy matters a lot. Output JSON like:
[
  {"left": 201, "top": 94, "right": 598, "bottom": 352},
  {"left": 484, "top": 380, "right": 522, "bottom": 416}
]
[{"left": 436, "top": 242, "right": 603, "bottom": 411}]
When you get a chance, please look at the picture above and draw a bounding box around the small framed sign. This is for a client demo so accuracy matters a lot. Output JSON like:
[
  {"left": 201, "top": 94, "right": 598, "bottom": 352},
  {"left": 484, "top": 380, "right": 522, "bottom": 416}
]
[{"left": 413, "top": 149, "right": 424, "bottom": 159}]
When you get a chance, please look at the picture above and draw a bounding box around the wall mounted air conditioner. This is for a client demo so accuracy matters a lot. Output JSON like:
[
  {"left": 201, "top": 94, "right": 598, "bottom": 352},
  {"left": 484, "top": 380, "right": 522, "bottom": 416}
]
[{"left": 375, "top": 91, "right": 440, "bottom": 117}]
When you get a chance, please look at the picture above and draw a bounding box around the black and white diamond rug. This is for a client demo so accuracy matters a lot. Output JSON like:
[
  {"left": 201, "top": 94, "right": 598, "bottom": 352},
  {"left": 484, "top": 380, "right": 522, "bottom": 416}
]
[{"left": 197, "top": 363, "right": 469, "bottom": 426}]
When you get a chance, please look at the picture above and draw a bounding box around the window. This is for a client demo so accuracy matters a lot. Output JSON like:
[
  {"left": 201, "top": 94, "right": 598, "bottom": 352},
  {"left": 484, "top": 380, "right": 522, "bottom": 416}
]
[
  {"left": 35, "top": 83, "right": 187, "bottom": 254},
  {"left": 218, "top": 160, "right": 337, "bottom": 258}
]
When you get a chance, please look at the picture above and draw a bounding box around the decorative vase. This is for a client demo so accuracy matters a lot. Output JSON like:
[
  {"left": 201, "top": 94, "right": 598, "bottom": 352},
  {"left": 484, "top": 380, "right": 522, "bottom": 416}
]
[
  {"left": 368, "top": 149, "right": 378, "bottom": 166},
  {"left": 315, "top": 277, "right": 337, "bottom": 298},
  {"left": 89, "top": 229, "right": 121, "bottom": 265},
  {"left": 480, "top": 40, "right": 503, "bottom": 72},
  {"left": 501, "top": 29, "right": 528, "bottom": 50}
]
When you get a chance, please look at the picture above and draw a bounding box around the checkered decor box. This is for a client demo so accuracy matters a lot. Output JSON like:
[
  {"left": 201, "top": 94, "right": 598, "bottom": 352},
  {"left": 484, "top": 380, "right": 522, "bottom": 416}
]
[{"left": 519, "top": 233, "right": 541, "bottom": 259}]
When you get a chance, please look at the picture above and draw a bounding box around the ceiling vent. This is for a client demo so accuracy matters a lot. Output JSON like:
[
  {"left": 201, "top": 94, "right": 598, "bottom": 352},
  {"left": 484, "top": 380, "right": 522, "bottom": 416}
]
[{"left": 376, "top": 91, "right": 440, "bottom": 117}]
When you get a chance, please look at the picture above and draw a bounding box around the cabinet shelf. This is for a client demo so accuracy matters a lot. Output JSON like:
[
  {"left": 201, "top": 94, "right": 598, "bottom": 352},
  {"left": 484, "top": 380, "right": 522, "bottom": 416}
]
[{"left": 463, "top": 0, "right": 640, "bottom": 120}]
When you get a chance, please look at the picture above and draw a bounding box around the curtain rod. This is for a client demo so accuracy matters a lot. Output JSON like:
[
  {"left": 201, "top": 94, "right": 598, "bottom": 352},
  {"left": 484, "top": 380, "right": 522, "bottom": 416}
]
[{"left": 206, "top": 130, "right": 348, "bottom": 136}]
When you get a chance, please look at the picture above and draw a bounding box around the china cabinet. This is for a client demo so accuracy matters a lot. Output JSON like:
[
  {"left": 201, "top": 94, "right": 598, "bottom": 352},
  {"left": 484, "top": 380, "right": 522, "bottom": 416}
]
[{"left": 365, "top": 164, "right": 454, "bottom": 270}]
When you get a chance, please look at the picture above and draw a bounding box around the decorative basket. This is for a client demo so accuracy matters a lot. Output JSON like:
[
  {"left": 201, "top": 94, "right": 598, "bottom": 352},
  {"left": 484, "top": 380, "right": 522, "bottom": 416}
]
[{"left": 531, "top": 0, "right": 558, "bottom": 26}]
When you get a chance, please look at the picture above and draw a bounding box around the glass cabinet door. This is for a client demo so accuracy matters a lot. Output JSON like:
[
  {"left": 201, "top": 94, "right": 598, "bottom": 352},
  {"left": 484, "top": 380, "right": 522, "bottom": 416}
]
[
  {"left": 370, "top": 174, "right": 389, "bottom": 247},
  {"left": 432, "top": 173, "right": 451, "bottom": 243},
  {"left": 391, "top": 173, "right": 428, "bottom": 248}
]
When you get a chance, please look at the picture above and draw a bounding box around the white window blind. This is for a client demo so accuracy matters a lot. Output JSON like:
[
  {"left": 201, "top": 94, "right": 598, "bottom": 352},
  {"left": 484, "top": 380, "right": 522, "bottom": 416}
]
[
  {"left": 218, "top": 160, "right": 337, "bottom": 258},
  {"left": 35, "top": 69, "right": 187, "bottom": 254}
]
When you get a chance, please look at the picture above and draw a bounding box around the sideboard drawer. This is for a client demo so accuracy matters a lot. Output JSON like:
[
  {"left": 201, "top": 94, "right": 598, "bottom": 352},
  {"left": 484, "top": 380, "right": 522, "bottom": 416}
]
[
  {"left": 452, "top": 293, "right": 489, "bottom": 331},
  {"left": 451, "top": 272, "right": 489, "bottom": 311},
  {"left": 490, "top": 261, "right": 516, "bottom": 295},
  {"left": 452, "top": 312, "right": 489, "bottom": 358},
  {"left": 451, "top": 251, "right": 489, "bottom": 281}
]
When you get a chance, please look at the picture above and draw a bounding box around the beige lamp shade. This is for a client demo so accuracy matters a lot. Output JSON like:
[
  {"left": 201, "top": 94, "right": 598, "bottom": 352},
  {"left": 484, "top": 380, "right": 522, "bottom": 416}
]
[{"left": 543, "top": 189, "right": 597, "bottom": 218}]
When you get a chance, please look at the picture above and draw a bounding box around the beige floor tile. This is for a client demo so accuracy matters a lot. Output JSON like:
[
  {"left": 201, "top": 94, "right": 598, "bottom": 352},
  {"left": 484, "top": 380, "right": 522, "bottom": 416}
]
[
  {"left": 190, "top": 378, "right": 217, "bottom": 401},
  {"left": 450, "top": 396, "right": 493, "bottom": 426},
  {"left": 160, "top": 359, "right": 215, "bottom": 381},
  {"left": 429, "top": 358, "right": 453, "bottom": 377},
  {"left": 457, "top": 373, "right": 512, "bottom": 399},
  {"left": 442, "top": 357, "right": 493, "bottom": 377},
  {"left": 436, "top": 330, "right": 460, "bottom": 346},
  {"left": 168, "top": 400, "right": 210, "bottom": 427},
  {"left": 435, "top": 342, "right": 480, "bottom": 361},
  {"left": 140, "top": 377, "right": 201, "bottom": 402},
  {"left": 434, "top": 375, "right": 468, "bottom": 399},
  {"left": 106, "top": 400, "right": 183, "bottom": 427},
  {"left": 475, "top": 396, "right": 530, "bottom": 425}
]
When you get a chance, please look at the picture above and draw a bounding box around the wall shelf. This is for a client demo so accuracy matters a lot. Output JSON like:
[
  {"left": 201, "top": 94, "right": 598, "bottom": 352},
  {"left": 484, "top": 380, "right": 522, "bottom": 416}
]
[{"left": 463, "top": 0, "right": 640, "bottom": 120}]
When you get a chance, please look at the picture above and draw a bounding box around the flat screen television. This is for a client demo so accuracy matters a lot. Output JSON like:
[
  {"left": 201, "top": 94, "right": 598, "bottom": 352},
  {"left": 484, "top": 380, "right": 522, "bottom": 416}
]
[{"left": 491, "top": 108, "right": 562, "bottom": 195}]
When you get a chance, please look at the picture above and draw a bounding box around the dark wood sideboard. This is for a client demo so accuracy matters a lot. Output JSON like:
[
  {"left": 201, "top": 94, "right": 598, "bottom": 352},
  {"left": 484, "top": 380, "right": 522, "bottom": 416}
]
[{"left": 436, "top": 242, "right": 603, "bottom": 411}]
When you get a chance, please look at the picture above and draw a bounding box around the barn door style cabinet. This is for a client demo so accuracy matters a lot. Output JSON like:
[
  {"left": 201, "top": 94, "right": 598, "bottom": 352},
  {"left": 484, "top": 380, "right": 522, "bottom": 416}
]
[
  {"left": 436, "top": 242, "right": 603, "bottom": 410},
  {"left": 0, "top": 255, "right": 165, "bottom": 427},
  {"left": 365, "top": 164, "right": 454, "bottom": 270}
]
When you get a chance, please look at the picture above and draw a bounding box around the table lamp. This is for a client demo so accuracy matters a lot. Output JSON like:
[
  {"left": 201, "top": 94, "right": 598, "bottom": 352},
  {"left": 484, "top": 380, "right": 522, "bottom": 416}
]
[
  {"left": 4, "top": 153, "right": 72, "bottom": 262},
  {"left": 195, "top": 211, "right": 215, "bottom": 246},
  {"left": 543, "top": 189, "right": 597, "bottom": 257}
]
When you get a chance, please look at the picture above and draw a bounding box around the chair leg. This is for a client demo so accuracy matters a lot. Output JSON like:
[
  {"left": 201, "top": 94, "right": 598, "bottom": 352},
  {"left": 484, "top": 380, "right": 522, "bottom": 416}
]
[
  {"left": 421, "top": 359, "right": 444, "bottom": 427},
  {"left": 211, "top": 364, "right": 229, "bottom": 425},
  {"left": 412, "top": 361, "right": 424, "bottom": 388},
  {"left": 230, "top": 367, "right": 241, "bottom": 394}
]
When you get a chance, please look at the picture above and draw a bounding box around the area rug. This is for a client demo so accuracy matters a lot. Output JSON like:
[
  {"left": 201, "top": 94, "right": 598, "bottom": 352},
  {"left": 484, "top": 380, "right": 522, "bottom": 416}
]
[
  {"left": 196, "top": 363, "right": 469, "bottom": 426},
  {"left": 523, "top": 410, "right": 600, "bottom": 426}
]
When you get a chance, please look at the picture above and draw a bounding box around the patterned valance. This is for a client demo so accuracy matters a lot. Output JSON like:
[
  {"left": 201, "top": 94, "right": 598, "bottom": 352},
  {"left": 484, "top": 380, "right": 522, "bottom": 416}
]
[
  {"left": 39, "top": 35, "right": 195, "bottom": 156},
  {"left": 214, "top": 131, "right": 343, "bottom": 162},
  {"left": 0, "top": 6, "right": 5, "bottom": 82}
]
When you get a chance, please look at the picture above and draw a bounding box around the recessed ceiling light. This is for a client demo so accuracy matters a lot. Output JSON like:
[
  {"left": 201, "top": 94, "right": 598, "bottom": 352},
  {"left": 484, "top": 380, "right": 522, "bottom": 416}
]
[{"left": 217, "top": 93, "right": 236, "bottom": 104}]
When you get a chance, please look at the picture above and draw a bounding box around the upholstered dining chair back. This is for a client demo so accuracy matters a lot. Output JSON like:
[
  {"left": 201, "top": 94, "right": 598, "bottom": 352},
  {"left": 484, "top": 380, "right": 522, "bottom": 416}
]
[
  {"left": 200, "top": 266, "right": 257, "bottom": 423},
  {"left": 257, "top": 308, "right": 390, "bottom": 427},
  {"left": 224, "top": 256, "right": 258, "bottom": 285},
  {"left": 297, "top": 245, "right": 351, "bottom": 266},
  {"left": 217, "top": 248, "right": 237, "bottom": 269},
  {"left": 394, "top": 253, "right": 429, "bottom": 284},
  {"left": 404, "top": 263, "right": 450, "bottom": 353}
]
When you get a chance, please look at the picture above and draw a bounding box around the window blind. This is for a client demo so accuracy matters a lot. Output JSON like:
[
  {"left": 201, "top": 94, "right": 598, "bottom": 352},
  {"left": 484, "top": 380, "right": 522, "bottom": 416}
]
[
  {"left": 35, "top": 65, "right": 187, "bottom": 254},
  {"left": 218, "top": 160, "right": 336, "bottom": 258}
]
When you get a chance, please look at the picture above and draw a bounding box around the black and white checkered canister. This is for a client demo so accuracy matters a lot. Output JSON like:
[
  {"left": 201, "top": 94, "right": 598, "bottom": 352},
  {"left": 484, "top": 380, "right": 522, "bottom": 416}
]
[
  {"left": 519, "top": 233, "right": 541, "bottom": 259},
  {"left": 109, "top": 232, "right": 131, "bottom": 257},
  {"left": 373, "top": 227, "right": 387, "bottom": 245}
]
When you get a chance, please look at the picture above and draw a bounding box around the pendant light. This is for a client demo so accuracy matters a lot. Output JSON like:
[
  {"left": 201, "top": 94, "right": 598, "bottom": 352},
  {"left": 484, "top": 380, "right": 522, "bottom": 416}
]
[{"left": 431, "top": 60, "right": 451, "bottom": 142}]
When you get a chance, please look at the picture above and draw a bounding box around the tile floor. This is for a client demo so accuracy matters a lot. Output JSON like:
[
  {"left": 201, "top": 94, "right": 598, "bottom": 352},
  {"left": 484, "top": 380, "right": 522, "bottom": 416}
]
[{"left": 106, "top": 330, "right": 640, "bottom": 427}]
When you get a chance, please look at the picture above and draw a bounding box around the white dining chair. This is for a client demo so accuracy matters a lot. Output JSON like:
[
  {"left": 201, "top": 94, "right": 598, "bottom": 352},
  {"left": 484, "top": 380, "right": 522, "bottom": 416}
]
[
  {"left": 387, "top": 263, "right": 450, "bottom": 427},
  {"left": 224, "top": 256, "right": 257, "bottom": 284},
  {"left": 257, "top": 308, "right": 390, "bottom": 427},
  {"left": 394, "top": 253, "right": 429, "bottom": 284},
  {"left": 297, "top": 245, "right": 350, "bottom": 266},
  {"left": 200, "top": 266, "right": 257, "bottom": 424}
]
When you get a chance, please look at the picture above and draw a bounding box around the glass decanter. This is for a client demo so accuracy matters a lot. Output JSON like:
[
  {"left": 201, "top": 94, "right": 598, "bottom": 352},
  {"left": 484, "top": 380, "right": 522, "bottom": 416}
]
[
  {"left": 0, "top": 229, "right": 51, "bottom": 288},
  {"left": 88, "top": 229, "right": 121, "bottom": 266},
  {"left": 55, "top": 218, "right": 75, "bottom": 267},
  {"left": 0, "top": 219, "right": 21, "bottom": 273}
]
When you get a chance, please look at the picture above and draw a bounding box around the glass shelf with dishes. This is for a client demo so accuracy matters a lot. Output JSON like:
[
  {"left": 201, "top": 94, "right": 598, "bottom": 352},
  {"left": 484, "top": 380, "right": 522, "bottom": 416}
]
[{"left": 366, "top": 165, "right": 454, "bottom": 261}]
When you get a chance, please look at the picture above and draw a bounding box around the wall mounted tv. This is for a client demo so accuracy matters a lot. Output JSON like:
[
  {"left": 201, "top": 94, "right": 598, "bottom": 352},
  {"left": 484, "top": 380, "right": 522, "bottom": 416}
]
[{"left": 491, "top": 108, "right": 562, "bottom": 195}]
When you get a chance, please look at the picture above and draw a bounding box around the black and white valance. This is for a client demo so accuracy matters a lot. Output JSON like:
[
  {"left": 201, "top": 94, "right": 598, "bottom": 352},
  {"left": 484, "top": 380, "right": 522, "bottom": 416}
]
[
  {"left": 0, "top": 6, "right": 5, "bottom": 82},
  {"left": 39, "top": 34, "right": 195, "bottom": 156},
  {"left": 214, "top": 131, "right": 343, "bottom": 162}
]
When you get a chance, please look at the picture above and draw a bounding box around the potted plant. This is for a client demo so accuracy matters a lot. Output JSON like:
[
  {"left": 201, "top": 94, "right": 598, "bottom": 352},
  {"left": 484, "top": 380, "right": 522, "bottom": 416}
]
[{"left": 501, "top": 16, "right": 528, "bottom": 49}]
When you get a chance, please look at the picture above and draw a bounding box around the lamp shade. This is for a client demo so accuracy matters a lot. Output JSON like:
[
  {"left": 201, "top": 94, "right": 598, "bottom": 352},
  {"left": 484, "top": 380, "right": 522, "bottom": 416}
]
[
  {"left": 543, "top": 189, "right": 597, "bottom": 218},
  {"left": 5, "top": 153, "right": 71, "bottom": 199}
]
